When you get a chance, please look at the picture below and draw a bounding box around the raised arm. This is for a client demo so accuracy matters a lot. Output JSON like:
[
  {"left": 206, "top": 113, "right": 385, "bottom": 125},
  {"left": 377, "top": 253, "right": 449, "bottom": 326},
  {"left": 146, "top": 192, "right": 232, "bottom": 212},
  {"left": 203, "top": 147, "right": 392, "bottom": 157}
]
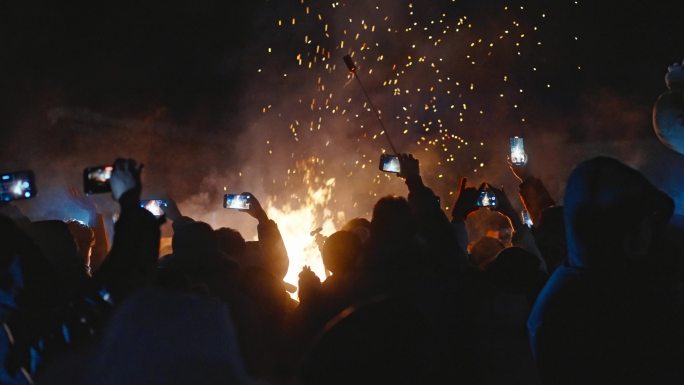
[
  {"left": 94, "top": 158, "right": 161, "bottom": 302},
  {"left": 489, "top": 185, "right": 546, "bottom": 271},
  {"left": 241, "top": 192, "right": 289, "bottom": 280},
  {"left": 450, "top": 177, "right": 480, "bottom": 256},
  {"left": 67, "top": 186, "right": 109, "bottom": 270},
  {"left": 509, "top": 162, "right": 555, "bottom": 225},
  {"left": 398, "top": 154, "right": 464, "bottom": 270}
]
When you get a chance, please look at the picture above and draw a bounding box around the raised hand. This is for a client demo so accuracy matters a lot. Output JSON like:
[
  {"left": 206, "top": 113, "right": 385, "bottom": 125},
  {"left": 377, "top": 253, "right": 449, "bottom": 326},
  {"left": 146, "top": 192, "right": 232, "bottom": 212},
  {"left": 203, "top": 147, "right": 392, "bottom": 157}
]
[
  {"left": 110, "top": 158, "right": 143, "bottom": 203},
  {"left": 239, "top": 192, "right": 268, "bottom": 222},
  {"left": 157, "top": 196, "right": 182, "bottom": 221},
  {"left": 488, "top": 184, "right": 523, "bottom": 228},
  {"left": 452, "top": 177, "right": 479, "bottom": 221},
  {"left": 297, "top": 265, "right": 321, "bottom": 303},
  {"left": 397, "top": 153, "right": 420, "bottom": 180}
]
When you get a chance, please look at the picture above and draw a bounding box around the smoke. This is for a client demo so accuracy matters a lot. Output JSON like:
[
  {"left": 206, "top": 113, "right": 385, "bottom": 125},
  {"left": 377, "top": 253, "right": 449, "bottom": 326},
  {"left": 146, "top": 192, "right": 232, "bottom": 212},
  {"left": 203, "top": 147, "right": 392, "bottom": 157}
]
[{"left": 2, "top": 0, "right": 684, "bottom": 290}]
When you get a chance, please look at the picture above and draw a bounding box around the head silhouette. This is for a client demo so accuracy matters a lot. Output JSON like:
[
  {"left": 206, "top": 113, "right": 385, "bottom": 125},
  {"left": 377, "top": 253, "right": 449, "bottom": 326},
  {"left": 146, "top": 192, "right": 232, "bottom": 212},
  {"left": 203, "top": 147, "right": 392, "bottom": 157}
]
[
  {"left": 27, "top": 220, "right": 87, "bottom": 299},
  {"left": 322, "top": 231, "right": 362, "bottom": 275},
  {"left": 342, "top": 218, "right": 371, "bottom": 244},
  {"left": 66, "top": 220, "right": 95, "bottom": 269},
  {"left": 563, "top": 156, "right": 673, "bottom": 269},
  {"left": 370, "top": 196, "right": 416, "bottom": 243},
  {"left": 468, "top": 236, "right": 505, "bottom": 271},
  {"left": 214, "top": 227, "right": 246, "bottom": 260},
  {"left": 172, "top": 221, "right": 218, "bottom": 260}
]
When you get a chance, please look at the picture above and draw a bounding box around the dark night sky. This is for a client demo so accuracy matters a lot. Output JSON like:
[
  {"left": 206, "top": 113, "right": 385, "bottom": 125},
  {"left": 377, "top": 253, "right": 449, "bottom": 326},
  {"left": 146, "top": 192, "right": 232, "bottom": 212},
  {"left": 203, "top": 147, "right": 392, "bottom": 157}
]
[
  {"left": 0, "top": 1, "right": 261, "bottom": 127},
  {"left": 1, "top": 0, "right": 683, "bottom": 290},
  {"left": 1, "top": 0, "right": 682, "bottom": 137},
  {"left": 1, "top": 0, "right": 684, "bottom": 224}
]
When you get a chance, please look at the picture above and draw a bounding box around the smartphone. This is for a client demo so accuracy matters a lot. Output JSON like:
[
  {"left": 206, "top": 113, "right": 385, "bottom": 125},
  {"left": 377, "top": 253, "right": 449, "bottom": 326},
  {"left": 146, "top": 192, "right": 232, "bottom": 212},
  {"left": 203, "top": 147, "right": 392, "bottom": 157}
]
[
  {"left": 379, "top": 154, "right": 401, "bottom": 173},
  {"left": 476, "top": 184, "right": 498, "bottom": 208},
  {"left": 522, "top": 209, "right": 533, "bottom": 227},
  {"left": 224, "top": 194, "right": 251, "bottom": 210},
  {"left": 140, "top": 199, "right": 168, "bottom": 218},
  {"left": 0, "top": 170, "right": 36, "bottom": 202},
  {"left": 83, "top": 165, "right": 113, "bottom": 194},
  {"left": 510, "top": 136, "right": 527, "bottom": 166}
]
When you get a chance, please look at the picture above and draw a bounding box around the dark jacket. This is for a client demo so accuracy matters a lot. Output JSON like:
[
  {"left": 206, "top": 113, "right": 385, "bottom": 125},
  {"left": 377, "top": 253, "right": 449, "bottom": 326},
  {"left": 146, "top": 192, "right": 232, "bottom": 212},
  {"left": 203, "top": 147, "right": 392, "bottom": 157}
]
[{"left": 527, "top": 157, "right": 684, "bottom": 385}]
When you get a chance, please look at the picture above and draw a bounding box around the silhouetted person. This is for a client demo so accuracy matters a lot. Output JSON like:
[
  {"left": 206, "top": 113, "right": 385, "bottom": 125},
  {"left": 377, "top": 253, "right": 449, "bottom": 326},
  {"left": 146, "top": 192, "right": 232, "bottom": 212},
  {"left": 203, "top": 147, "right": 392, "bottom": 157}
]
[
  {"left": 160, "top": 220, "right": 221, "bottom": 293},
  {"left": 234, "top": 192, "right": 289, "bottom": 282},
  {"left": 300, "top": 297, "right": 456, "bottom": 385},
  {"left": 531, "top": 206, "right": 567, "bottom": 273},
  {"left": 290, "top": 231, "right": 363, "bottom": 355},
  {"left": 341, "top": 217, "right": 371, "bottom": 245},
  {"left": 27, "top": 220, "right": 89, "bottom": 302},
  {"left": 467, "top": 247, "right": 545, "bottom": 385},
  {"left": 84, "top": 288, "right": 248, "bottom": 385},
  {"left": 528, "top": 157, "right": 684, "bottom": 385},
  {"left": 366, "top": 195, "right": 419, "bottom": 273},
  {"left": 94, "top": 158, "right": 161, "bottom": 303},
  {"left": 215, "top": 227, "right": 246, "bottom": 262},
  {"left": 468, "top": 236, "right": 505, "bottom": 271},
  {"left": 65, "top": 186, "right": 109, "bottom": 271},
  {"left": 66, "top": 220, "right": 95, "bottom": 275},
  {"left": 0, "top": 214, "right": 59, "bottom": 384},
  {"left": 356, "top": 154, "right": 471, "bottom": 381},
  {"left": 322, "top": 231, "right": 361, "bottom": 278},
  {"left": 487, "top": 247, "right": 547, "bottom": 302}
]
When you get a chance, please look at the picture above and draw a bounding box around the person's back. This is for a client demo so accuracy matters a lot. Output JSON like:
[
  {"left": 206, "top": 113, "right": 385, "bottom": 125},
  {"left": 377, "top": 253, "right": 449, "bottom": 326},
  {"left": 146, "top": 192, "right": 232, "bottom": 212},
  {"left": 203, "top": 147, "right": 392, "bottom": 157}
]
[
  {"left": 83, "top": 288, "right": 248, "bottom": 385},
  {"left": 26, "top": 220, "right": 89, "bottom": 302},
  {"left": 466, "top": 247, "right": 545, "bottom": 385},
  {"left": 320, "top": 230, "right": 361, "bottom": 299},
  {"left": 528, "top": 157, "right": 684, "bottom": 384},
  {"left": 0, "top": 215, "right": 60, "bottom": 385},
  {"left": 300, "top": 297, "right": 458, "bottom": 385}
]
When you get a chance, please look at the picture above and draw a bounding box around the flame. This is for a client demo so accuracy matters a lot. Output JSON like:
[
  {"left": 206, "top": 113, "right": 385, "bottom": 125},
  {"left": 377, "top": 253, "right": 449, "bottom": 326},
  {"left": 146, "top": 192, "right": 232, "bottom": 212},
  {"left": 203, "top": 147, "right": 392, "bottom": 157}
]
[
  {"left": 265, "top": 169, "right": 338, "bottom": 300},
  {"left": 179, "top": 159, "right": 344, "bottom": 300}
]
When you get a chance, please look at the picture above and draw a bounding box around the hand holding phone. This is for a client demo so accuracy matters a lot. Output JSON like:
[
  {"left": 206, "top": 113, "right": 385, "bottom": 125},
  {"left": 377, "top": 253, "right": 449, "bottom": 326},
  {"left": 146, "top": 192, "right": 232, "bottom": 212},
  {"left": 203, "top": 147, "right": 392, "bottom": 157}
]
[
  {"left": 160, "top": 197, "right": 182, "bottom": 221},
  {"left": 452, "top": 177, "right": 479, "bottom": 220},
  {"left": 224, "top": 194, "right": 251, "bottom": 210},
  {"left": 476, "top": 183, "right": 498, "bottom": 208},
  {"left": 487, "top": 185, "right": 522, "bottom": 228},
  {"left": 110, "top": 159, "right": 143, "bottom": 202},
  {"left": 0, "top": 171, "right": 36, "bottom": 202},
  {"left": 140, "top": 199, "right": 168, "bottom": 218},
  {"left": 237, "top": 192, "right": 268, "bottom": 222},
  {"left": 397, "top": 153, "right": 420, "bottom": 179}
]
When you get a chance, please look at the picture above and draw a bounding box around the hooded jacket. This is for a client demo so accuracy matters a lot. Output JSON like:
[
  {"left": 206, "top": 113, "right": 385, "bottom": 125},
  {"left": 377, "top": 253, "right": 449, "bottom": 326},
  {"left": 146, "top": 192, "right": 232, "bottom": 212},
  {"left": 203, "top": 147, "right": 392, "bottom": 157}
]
[{"left": 527, "top": 157, "right": 684, "bottom": 385}]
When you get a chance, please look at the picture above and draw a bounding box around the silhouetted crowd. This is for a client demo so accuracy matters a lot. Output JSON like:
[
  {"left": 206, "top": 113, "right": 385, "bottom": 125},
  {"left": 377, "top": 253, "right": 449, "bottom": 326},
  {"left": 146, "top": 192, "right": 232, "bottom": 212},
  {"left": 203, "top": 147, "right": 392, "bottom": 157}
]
[{"left": 1, "top": 154, "right": 684, "bottom": 385}]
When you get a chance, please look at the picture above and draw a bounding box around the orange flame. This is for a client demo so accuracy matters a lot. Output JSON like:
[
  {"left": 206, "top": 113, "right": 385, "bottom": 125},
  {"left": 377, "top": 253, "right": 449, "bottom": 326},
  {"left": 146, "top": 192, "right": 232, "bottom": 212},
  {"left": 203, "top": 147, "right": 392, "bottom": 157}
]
[{"left": 265, "top": 174, "right": 338, "bottom": 300}]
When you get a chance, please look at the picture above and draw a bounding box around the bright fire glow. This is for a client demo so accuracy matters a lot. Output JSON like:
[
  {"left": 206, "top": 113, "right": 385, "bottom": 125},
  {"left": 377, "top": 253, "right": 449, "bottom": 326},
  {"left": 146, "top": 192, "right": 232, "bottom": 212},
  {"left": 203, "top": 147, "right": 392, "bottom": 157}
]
[{"left": 265, "top": 175, "right": 338, "bottom": 300}]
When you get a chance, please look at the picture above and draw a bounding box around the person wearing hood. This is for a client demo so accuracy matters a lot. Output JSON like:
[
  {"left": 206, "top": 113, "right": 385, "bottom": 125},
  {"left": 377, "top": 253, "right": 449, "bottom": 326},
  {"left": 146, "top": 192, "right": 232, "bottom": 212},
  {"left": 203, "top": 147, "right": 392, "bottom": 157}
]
[{"left": 527, "top": 157, "right": 684, "bottom": 384}]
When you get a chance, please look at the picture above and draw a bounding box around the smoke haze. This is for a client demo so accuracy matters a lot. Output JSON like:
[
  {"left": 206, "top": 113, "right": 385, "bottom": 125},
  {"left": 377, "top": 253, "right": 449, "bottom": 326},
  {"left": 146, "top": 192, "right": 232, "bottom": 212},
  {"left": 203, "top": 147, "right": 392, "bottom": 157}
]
[{"left": 2, "top": 1, "right": 684, "bottom": 281}]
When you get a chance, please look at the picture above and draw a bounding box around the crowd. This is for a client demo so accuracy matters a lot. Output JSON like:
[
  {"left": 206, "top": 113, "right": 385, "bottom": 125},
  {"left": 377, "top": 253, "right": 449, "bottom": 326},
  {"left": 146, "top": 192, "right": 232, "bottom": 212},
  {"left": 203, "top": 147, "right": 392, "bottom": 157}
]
[{"left": 1, "top": 153, "right": 683, "bottom": 385}]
